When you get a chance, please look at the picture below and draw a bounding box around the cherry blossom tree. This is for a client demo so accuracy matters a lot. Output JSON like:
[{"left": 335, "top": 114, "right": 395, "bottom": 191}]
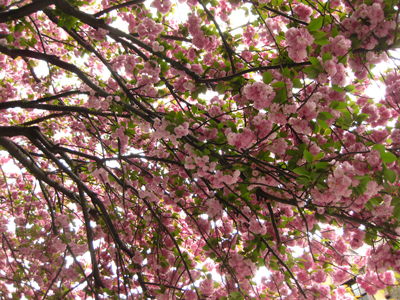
[{"left": 0, "top": 0, "right": 400, "bottom": 298}]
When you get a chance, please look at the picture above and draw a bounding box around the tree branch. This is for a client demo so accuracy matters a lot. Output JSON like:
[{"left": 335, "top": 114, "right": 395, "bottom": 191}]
[
  {"left": 0, "top": 43, "right": 109, "bottom": 97},
  {"left": 0, "top": 0, "right": 55, "bottom": 22}
]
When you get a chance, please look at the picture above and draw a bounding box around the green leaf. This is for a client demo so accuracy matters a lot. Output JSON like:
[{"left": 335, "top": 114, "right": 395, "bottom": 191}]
[
  {"left": 202, "top": 244, "right": 210, "bottom": 251},
  {"left": 331, "top": 26, "right": 339, "bottom": 38},
  {"left": 372, "top": 144, "right": 386, "bottom": 154},
  {"left": 215, "top": 83, "right": 226, "bottom": 94},
  {"left": 272, "top": 81, "right": 285, "bottom": 87},
  {"left": 315, "top": 162, "right": 330, "bottom": 169},
  {"left": 365, "top": 200, "right": 374, "bottom": 211},
  {"left": 322, "top": 52, "right": 332, "bottom": 62},
  {"left": 392, "top": 197, "right": 400, "bottom": 206},
  {"left": 303, "top": 66, "right": 320, "bottom": 79},
  {"left": 318, "top": 111, "right": 334, "bottom": 120},
  {"left": 309, "top": 57, "right": 321, "bottom": 67},
  {"left": 229, "top": 291, "right": 243, "bottom": 299},
  {"left": 292, "top": 167, "right": 310, "bottom": 176},
  {"left": 314, "top": 37, "right": 330, "bottom": 45},
  {"left": 381, "top": 152, "right": 397, "bottom": 163},
  {"left": 311, "top": 30, "right": 327, "bottom": 39},
  {"left": 304, "top": 150, "right": 313, "bottom": 163},
  {"left": 384, "top": 169, "right": 396, "bottom": 183},
  {"left": 314, "top": 152, "right": 325, "bottom": 161},
  {"left": 355, "top": 113, "right": 368, "bottom": 124},
  {"left": 6, "top": 34, "right": 14, "bottom": 43},
  {"left": 331, "top": 85, "right": 344, "bottom": 93},
  {"left": 394, "top": 203, "right": 400, "bottom": 220},
  {"left": 330, "top": 101, "right": 347, "bottom": 109},
  {"left": 308, "top": 17, "right": 323, "bottom": 31},
  {"left": 292, "top": 78, "right": 302, "bottom": 88},
  {"left": 262, "top": 71, "right": 273, "bottom": 84},
  {"left": 370, "top": 197, "right": 382, "bottom": 206},
  {"left": 317, "top": 118, "right": 329, "bottom": 129}
]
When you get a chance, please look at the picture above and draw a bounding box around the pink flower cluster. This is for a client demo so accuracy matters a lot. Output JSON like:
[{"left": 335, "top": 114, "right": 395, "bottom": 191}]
[
  {"left": 199, "top": 278, "right": 214, "bottom": 296},
  {"left": 285, "top": 28, "right": 314, "bottom": 62},
  {"left": 367, "top": 244, "right": 400, "bottom": 273},
  {"left": 297, "top": 100, "right": 318, "bottom": 121},
  {"left": 226, "top": 127, "right": 256, "bottom": 149},
  {"left": 385, "top": 70, "right": 400, "bottom": 107},
  {"left": 332, "top": 286, "right": 355, "bottom": 300},
  {"left": 228, "top": 252, "right": 257, "bottom": 280},
  {"left": 242, "top": 81, "right": 275, "bottom": 110},
  {"left": 243, "top": 25, "right": 257, "bottom": 46},
  {"left": 267, "top": 138, "right": 288, "bottom": 156},
  {"left": 249, "top": 219, "right": 267, "bottom": 235},
  {"left": 342, "top": 3, "right": 396, "bottom": 49},
  {"left": 210, "top": 169, "right": 241, "bottom": 188},
  {"left": 124, "top": 55, "right": 137, "bottom": 74},
  {"left": 137, "top": 18, "right": 164, "bottom": 41},
  {"left": 342, "top": 228, "right": 365, "bottom": 250},
  {"left": 357, "top": 270, "right": 395, "bottom": 295},
  {"left": 293, "top": 3, "right": 313, "bottom": 23},
  {"left": 258, "top": 18, "right": 281, "bottom": 45},
  {"left": 88, "top": 28, "right": 109, "bottom": 41},
  {"left": 152, "top": 0, "right": 172, "bottom": 14},
  {"left": 174, "top": 122, "right": 189, "bottom": 138},
  {"left": 206, "top": 198, "right": 223, "bottom": 218},
  {"left": 187, "top": 14, "right": 219, "bottom": 50},
  {"left": 152, "top": 41, "right": 164, "bottom": 52},
  {"left": 132, "top": 250, "right": 144, "bottom": 265},
  {"left": 322, "top": 35, "right": 351, "bottom": 57},
  {"left": 323, "top": 59, "right": 347, "bottom": 87}
]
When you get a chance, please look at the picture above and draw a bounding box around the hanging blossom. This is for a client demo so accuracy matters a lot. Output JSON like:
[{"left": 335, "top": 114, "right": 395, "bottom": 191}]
[{"left": 285, "top": 28, "right": 314, "bottom": 62}]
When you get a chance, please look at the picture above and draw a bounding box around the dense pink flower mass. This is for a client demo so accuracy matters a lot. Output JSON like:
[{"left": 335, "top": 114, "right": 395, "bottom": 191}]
[
  {"left": 0, "top": 0, "right": 400, "bottom": 299},
  {"left": 285, "top": 28, "right": 314, "bottom": 62}
]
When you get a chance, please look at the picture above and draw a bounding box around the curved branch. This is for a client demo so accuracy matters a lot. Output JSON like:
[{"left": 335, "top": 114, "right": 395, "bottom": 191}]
[
  {"left": 0, "top": 43, "right": 109, "bottom": 97},
  {"left": 0, "top": 0, "right": 55, "bottom": 22},
  {"left": 93, "top": 0, "right": 146, "bottom": 17},
  {"left": 198, "top": 0, "right": 236, "bottom": 74},
  {"left": 0, "top": 136, "right": 81, "bottom": 205},
  {"left": 196, "top": 61, "right": 312, "bottom": 83}
]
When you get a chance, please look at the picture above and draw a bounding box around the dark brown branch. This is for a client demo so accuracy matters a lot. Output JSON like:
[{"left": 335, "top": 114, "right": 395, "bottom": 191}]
[
  {"left": 0, "top": 103, "right": 130, "bottom": 117},
  {"left": 51, "top": 145, "right": 182, "bottom": 166},
  {"left": 0, "top": 43, "right": 109, "bottom": 97},
  {"left": 198, "top": 0, "right": 236, "bottom": 74},
  {"left": 129, "top": 32, "right": 192, "bottom": 43},
  {"left": 93, "top": 0, "right": 146, "bottom": 17},
  {"left": 196, "top": 62, "right": 312, "bottom": 83},
  {"left": 0, "top": 0, "right": 55, "bottom": 22},
  {"left": 0, "top": 136, "right": 81, "bottom": 205},
  {"left": 257, "top": 189, "right": 399, "bottom": 237},
  {"left": 43, "top": 8, "right": 156, "bottom": 122},
  {"left": 22, "top": 57, "right": 41, "bottom": 83},
  {"left": 15, "top": 127, "right": 151, "bottom": 298},
  {"left": 77, "top": 183, "right": 105, "bottom": 289},
  {"left": 0, "top": 91, "right": 90, "bottom": 110},
  {"left": 51, "top": 0, "right": 203, "bottom": 82},
  {"left": 266, "top": 201, "right": 281, "bottom": 245},
  {"left": 256, "top": 2, "right": 309, "bottom": 25}
]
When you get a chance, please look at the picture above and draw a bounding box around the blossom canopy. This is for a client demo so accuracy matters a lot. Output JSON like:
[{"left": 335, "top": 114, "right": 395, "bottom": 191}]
[{"left": 0, "top": 0, "right": 400, "bottom": 299}]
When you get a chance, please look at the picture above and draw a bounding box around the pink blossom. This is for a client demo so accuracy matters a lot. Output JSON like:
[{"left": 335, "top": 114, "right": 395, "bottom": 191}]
[
  {"left": 293, "top": 3, "right": 313, "bottom": 23},
  {"left": 285, "top": 28, "right": 314, "bottom": 62},
  {"left": 199, "top": 278, "right": 214, "bottom": 296},
  {"left": 242, "top": 82, "right": 275, "bottom": 110}
]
